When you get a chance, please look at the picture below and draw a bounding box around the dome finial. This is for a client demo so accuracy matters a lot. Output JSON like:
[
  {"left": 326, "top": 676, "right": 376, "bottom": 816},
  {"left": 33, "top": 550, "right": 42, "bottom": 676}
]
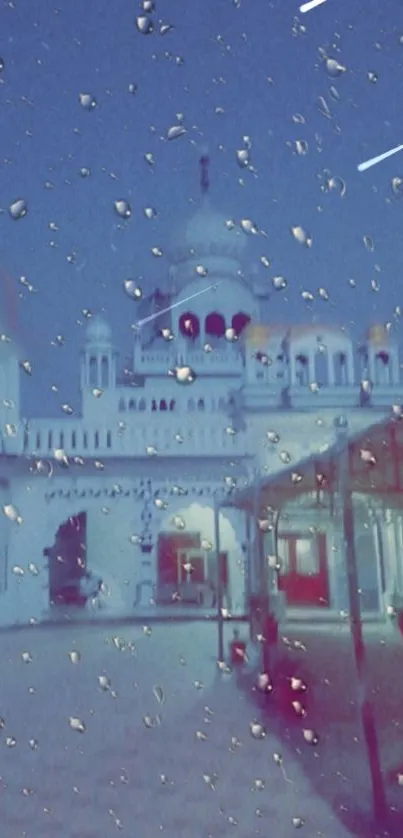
[{"left": 199, "top": 145, "right": 210, "bottom": 195}]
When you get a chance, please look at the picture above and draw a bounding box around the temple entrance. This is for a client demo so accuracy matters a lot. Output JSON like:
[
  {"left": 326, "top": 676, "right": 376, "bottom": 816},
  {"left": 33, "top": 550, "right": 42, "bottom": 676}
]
[
  {"left": 277, "top": 531, "right": 329, "bottom": 607},
  {"left": 44, "top": 512, "right": 87, "bottom": 607},
  {"left": 156, "top": 531, "right": 229, "bottom": 607}
]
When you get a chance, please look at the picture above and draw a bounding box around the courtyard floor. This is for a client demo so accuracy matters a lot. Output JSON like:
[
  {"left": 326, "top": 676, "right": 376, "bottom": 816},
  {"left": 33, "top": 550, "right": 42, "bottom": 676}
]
[{"left": 0, "top": 619, "right": 352, "bottom": 838}]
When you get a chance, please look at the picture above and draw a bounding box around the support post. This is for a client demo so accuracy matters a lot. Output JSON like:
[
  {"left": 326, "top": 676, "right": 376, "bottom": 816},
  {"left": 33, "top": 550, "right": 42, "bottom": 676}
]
[
  {"left": 334, "top": 417, "right": 387, "bottom": 824},
  {"left": 214, "top": 499, "right": 224, "bottom": 663},
  {"left": 245, "top": 511, "right": 251, "bottom": 624}
]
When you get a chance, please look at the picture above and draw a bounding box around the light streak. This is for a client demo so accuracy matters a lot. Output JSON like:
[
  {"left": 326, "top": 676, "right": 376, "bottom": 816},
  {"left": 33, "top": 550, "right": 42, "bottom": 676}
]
[
  {"left": 134, "top": 283, "right": 219, "bottom": 328},
  {"left": 300, "top": 0, "right": 327, "bottom": 13},
  {"left": 357, "top": 144, "right": 403, "bottom": 173}
]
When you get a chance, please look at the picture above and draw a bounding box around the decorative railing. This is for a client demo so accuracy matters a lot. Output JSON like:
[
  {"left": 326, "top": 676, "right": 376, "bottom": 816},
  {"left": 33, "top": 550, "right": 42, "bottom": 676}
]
[{"left": 24, "top": 418, "right": 248, "bottom": 458}]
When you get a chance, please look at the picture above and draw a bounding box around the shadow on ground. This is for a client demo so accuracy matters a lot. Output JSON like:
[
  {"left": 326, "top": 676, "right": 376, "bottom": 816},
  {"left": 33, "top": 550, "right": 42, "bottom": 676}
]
[{"left": 235, "top": 624, "right": 403, "bottom": 838}]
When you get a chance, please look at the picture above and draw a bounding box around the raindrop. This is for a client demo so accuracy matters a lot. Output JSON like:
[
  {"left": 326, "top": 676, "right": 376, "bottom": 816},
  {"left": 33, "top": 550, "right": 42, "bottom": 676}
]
[
  {"left": 5, "top": 736, "right": 17, "bottom": 748},
  {"left": 392, "top": 177, "right": 403, "bottom": 197},
  {"left": 294, "top": 140, "right": 308, "bottom": 155},
  {"left": 0, "top": 57, "right": 4, "bottom": 73},
  {"left": 128, "top": 82, "right": 137, "bottom": 94},
  {"left": 260, "top": 256, "right": 270, "bottom": 268},
  {"left": 318, "top": 287, "right": 329, "bottom": 300},
  {"left": 195, "top": 264, "right": 208, "bottom": 277},
  {"left": 20, "top": 360, "right": 32, "bottom": 375},
  {"left": 3, "top": 504, "right": 23, "bottom": 524},
  {"left": 151, "top": 246, "right": 163, "bottom": 257},
  {"left": 367, "top": 71, "right": 378, "bottom": 83},
  {"left": 9, "top": 199, "right": 28, "bottom": 220},
  {"left": 12, "top": 565, "right": 25, "bottom": 576},
  {"left": 166, "top": 125, "right": 186, "bottom": 141},
  {"left": 79, "top": 166, "right": 91, "bottom": 177},
  {"left": 169, "top": 365, "right": 196, "bottom": 384},
  {"left": 317, "top": 96, "right": 332, "bottom": 119},
  {"left": 225, "top": 327, "right": 237, "bottom": 342},
  {"left": 326, "top": 176, "right": 346, "bottom": 197},
  {"left": 146, "top": 445, "right": 158, "bottom": 456},
  {"left": 28, "top": 563, "right": 39, "bottom": 576},
  {"left": 301, "top": 290, "right": 314, "bottom": 302},
  {"left": 29, "top": 738, "right": 39, "bottom": 750},
  {"left": 292, "top": 113, "right": 306, "bottom": 124},
  {"left": 240, "top": 218, "right": 258, "bottom": 235},
  {"left": 79, "top": 93, "right": 97, "bottom": 110},
  {"left": 98, "top": 674, "right": 111, "bottom": 691},
  {"left": 123, "top": 279, "right": 142, "bottom": 300},
  {"left": 68, "top": 717, "right": 86, "bottom": 734},
  {"left": 279, "top": 450, "right": 292, "bottom": 464},
  {"left": 363, "top": 235, "right": 374, "bottom": 252},
  {"left": 144, "top": 206, "right": 157, "bottom": 219},
  {"left": 68, "top": 651, "right": 81, "bottom": 664},
  {"left": 249, "top": 721, "right": 266, "bottom": 740},
  {"left": 266, "top": 430, "right": 280, "bottom": 444},
  {"left": 153, "top": 685, "right": 165, "bottom": 704},
  {"left": 143, "top": 0, "right": 155, "bottom": 12},
  {"left": 325, "top": 57, "right": 346, "bottom": 78},
  {"left": 292, "top": 817, "right": 305, "bottom": 828},
  {"left": 272, "top": 276, "right": 287, "bottom": 291},
  {"left": 196, "top": 730, "right": 208, "bottom": 741},
  {"left": 54, "top": 448, "right": 69, "bottom": 467},
  {"left": 114, "top": 200, "right": 132, "bottom": 219},
  {"left": 236, "top": 149, "right": 250, "bottom": 168},
  {"left": 136, "top": 15, "right": 154, "bottom": 34},
  {"left": 61, "top": 404, "right": 74, "bottom": 415},
  {"left": 290, "top": 226, "right": 312, "bottom": 247},
  {"left": 112, "top": 636, "right": 126, "bottom": 651},
  {"left": 172, "top": 514, "right": 186, "bottom": 530},
  {"left": 302, "top": 728, "right": 319, "bottom": 745},
  {"left": 21, "top": 652, "right": 33, "bottom": 664}
]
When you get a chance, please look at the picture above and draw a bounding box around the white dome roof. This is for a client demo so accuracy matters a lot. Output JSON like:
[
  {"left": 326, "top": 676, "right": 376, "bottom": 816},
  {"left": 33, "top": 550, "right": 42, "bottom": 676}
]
[
  {"left": 169, "top": 197, "right": 247, "bottom": 266},
  {"left": 85, "top": 315, "right": 112, "bottom": 346}
]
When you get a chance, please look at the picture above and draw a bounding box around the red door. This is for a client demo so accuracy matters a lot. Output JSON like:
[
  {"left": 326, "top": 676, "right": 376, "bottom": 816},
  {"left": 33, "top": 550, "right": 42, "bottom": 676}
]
[{"left": 277, "top": 532, "right": 329, "bottom": 607}]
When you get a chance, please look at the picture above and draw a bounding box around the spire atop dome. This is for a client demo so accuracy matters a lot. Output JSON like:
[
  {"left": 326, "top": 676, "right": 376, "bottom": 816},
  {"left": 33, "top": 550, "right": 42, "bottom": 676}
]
[{"left": 199, "top": 146, "right": 210, "bottom": 195}]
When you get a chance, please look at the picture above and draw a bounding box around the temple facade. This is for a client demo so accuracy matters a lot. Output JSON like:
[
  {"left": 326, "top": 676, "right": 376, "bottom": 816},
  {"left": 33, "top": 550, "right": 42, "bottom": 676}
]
[{"left": 1, "top": 169, "right": 403, "bottom": 627}]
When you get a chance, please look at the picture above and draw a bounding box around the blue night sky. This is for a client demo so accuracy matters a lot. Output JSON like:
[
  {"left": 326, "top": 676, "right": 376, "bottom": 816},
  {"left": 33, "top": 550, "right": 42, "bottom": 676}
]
[{"left": 1, "top": 0, "right": 403, "bottom": 417}]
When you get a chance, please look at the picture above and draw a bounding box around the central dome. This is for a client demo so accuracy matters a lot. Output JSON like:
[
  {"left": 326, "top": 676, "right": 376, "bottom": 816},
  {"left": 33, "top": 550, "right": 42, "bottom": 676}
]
[{"left": 169, "top": 197, "right": 247, "bottom": 267}]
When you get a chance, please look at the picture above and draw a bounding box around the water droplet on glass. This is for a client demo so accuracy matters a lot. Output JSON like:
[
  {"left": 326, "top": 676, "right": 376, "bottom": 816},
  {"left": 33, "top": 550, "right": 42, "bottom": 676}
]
[
  {"left": 0, "top": 57, "right": 4, "bottom": 73},
  {"left": 249, "top": 721, "right": 266, "bottom": 740},
  {"left": 166, "top": 124, "right": 186, "bottom": 141},
  {"left": 236, "top": 149, "right": 250, "bottom": 168},
  {"left": 98, "top": 674, "right": 112, "bottom": 691},
  {"left": 68, "top": 650, "right": 81, "bottom": 664},
  {"left": 68, "top": 716, "right": 86, "bottom": 734},
  {"left": 325, "top": 57, "right": 346, "bottom": 78},
  {"left": 79, "top": 166, "right": 91, "bottom": 177},
  {"left": 5, "top": 736, "right": 17, "bottom": 748},
  {"left": 302, "top": 728, "right": 319, "bottom": 745},
  {"left": 9, "top": 199, "right": 28, "bottom": 220},
  {"left": 367, "top": 70, "right": 378, "bottom": 83},
  {"left": 144, "top": 206, "right": 157, "bottom": 219},
  {"left": 292, "top": 816, "right": 305, "bottom": 828},
  {"left": 272, "top": 276, "right": 287, "bottom": 291},
  {"left": 21, "top": 652, "right": 33, "bottom": 664},
  {"left": 172, "top": 514, "right": 186, "bottom": 530},
  {"left": 290, "top": 226, "right": 312, "bottom": 247},
  {"left": 136, "top": 15, "right": 154, "bottom": 35},
  {"left": 363, "top": 235, "right": 374, "bottom": 252},
  {"left": 170, "top": 365, "right": 196, "bottom": 384},
  {"left": 114, "top": 200, "right": 132, "bottom": 219},
  {"left": 3, "top": 504, "right": 23, "bottom": 524},
  {"left": 112, "top": 636, "right": 126, "bottom": 651},
  {"left": 12, "top": 565, "right": 24, "bottom": 576},
  {"left": 79, "top": 92, "right": 97, "bottom": 110},
  {"left": 29, "top": 738, "right": 39, "bottom": 750},
  {"left": 392, "top": 177, "right": 403, "bottom": 197},
  {"left": 128, "top": 82, "right": 138, "bottom": 94},
  {"left": 123, "top": 279, "right": 142, "bottom": 300},
  {"left": 153, "top": 685, "right": 165, "bottom": 704},
  {"left": 195, "top": 264, "right": 208, "bottom": 277},
  {"left": 279, "top": 450, "right": 292, "bottom": 464},
  {"left": 196, "top": 730, "right": 208, "bottom": 741},
  {"left": 294, "top": 139, "right": 308, "bottom": 155},
  {"left": 240, "top": 218, "right": 258, "bottom": 235}
]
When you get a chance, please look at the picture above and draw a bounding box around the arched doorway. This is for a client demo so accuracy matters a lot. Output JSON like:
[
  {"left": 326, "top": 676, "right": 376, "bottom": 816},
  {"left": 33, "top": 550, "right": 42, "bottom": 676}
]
[
  {"left": 45, "top": 512, "right": 87, "bottom": 607},
  {"left": 179, "top": 311, "right": 200, "bottom": 339},
  {"left": 232, "top": 312, "right": 251, "bottom": 337},
  {"left": 205, "top": 312, "right": 226, "bottom": 339}
]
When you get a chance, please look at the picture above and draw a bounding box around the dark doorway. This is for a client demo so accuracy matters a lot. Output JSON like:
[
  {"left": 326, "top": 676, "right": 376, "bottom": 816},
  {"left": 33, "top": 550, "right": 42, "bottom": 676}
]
[
  {"left": 45, "top": 512, "right": 87, "bottom": 607},
  {"left": 277, "top": 531, "right": 329, "bottom": 607}
]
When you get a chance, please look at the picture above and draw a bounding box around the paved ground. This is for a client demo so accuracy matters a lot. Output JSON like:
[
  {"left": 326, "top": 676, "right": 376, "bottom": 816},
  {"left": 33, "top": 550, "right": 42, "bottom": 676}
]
[
  {"left": 239, "top": 620, "right": 403, "bottom": 837},
  {"left": 0, "top": 620, "right": 352, "bottom": 838}
]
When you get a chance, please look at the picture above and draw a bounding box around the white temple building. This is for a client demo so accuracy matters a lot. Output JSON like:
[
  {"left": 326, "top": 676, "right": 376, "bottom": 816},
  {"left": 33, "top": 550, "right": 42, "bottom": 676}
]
[{"left": 1, "top": 159, "right": 403, "bottom": 628}]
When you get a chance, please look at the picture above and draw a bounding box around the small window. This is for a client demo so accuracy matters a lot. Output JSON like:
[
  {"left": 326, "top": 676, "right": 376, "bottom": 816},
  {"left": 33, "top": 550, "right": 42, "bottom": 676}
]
[
  {"left": 197, "top": 398, "right": 205, "bottom": 411},
  {"left": 48, "top": 431, "right": 53, "bottom": 450},
  {"left": 94, "top": 431, "right": 99, "bottom": 449},
  {"left": 188, "top": 398, "right": 196, "bottom": 412},
  {"left": 151, "top": 399, "right": 157, "bottom": 412},
  {"left": 160, "top": 399, "right": 167, "bottom": 411},
  {"left": 138, "top": 399, "right": 146, "bottom": 411},
  {"left": 106, "top": 431, "right": 112, "bottom": 449},
  {"left": 59, "top": 432, "right": 64, "bottom": 449},
  {"left": 101, "top": 356, "right": 109, "bottom": 388},
  {"left": 89, "top": 356, "right": 98, "bottom": 387},
  {"left": 36, "top": 432, "right": 41, "bottom": 449},
  {"left": 83, "top": 432, "right": 88, "bottom": 449},
  {"left": 72, "top": 431, "right": 77, "bottom": 449},
  {"left": 119, "top": 398, "right": 126, "bottom": 411},
  {"left": 169, "top": 399, "right": 175, "bottom": 412},
  {"left": 128, "top": 398, "right": 136, "bottom": 411}
]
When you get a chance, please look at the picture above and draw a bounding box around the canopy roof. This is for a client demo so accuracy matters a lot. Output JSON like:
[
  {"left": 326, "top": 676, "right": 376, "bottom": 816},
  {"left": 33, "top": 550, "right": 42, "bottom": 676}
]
[{"left": 220, "top": 413, "right": 403, "bottom": 515}]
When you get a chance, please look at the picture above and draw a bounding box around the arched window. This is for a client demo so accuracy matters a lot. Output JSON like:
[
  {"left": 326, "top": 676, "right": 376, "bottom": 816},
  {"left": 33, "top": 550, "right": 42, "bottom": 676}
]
[
  {"left": 314, "top": 349, "right": 328, "bottom": 386},
  {"left": 83, "top": 431, "right": 88, "bottom": 448},
  {"left": 160, "top": 399, "right": 167, "bottom": 411},
  {"left": 232, "top": 312, "right": 251, "bottom": 336},
  {"left": 72, "top": 431, "right": 77, "bottom": 449},
  {"left": 48, "top": 430, "right": 53, "bottom": 450},
  {"left": 138, "top": 398, "right": 146, "bottom": 411},
  {"left": 375, "top": 351, "right": 390, "bottom": 385},
  {"left": 188, "top": 398, "right": 196, "bottom": 412},
  {"left": 94, "top": 431, "right": 99, "bottom": 449},
  {"left": 295, "top": 353, "right": 309, "bottom": 386},
  {"left": 179, "top": 311, "right": 200, "bottom": 339},
  {"left": 128, "top": 399, "right": 136, "bottom": 411},
  {"left": 118, "top": 397, "right": 126, "bottom": 411},
  {"left": 205, "top": 312, "right": 226, "bottom": 338},
  {"left": 89, "top": 356, "right": 97, "bottom": 387},
  {"left": 106, "top": 431, "right": 112, "bottom": 448},
  {"left": 197, "top": 398, "right": 205, "bottom": 411},
  {"left": 152, "top": 399, "right": 158, "bottom": 412},
  {"left": 101, "top": 356, "right": 109, "bottom": 388},
  {"left": 169, "top": 399, "right": 176, "bottom": 412},
  {"left": 334, "top": 352, "right": 348, "bottom": 386},
  {"left": 218, "top": 397, "right": 226, "bottom": 411},
  {"left": 59, "top": 432, "right": 64, "bottom": 449}
]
